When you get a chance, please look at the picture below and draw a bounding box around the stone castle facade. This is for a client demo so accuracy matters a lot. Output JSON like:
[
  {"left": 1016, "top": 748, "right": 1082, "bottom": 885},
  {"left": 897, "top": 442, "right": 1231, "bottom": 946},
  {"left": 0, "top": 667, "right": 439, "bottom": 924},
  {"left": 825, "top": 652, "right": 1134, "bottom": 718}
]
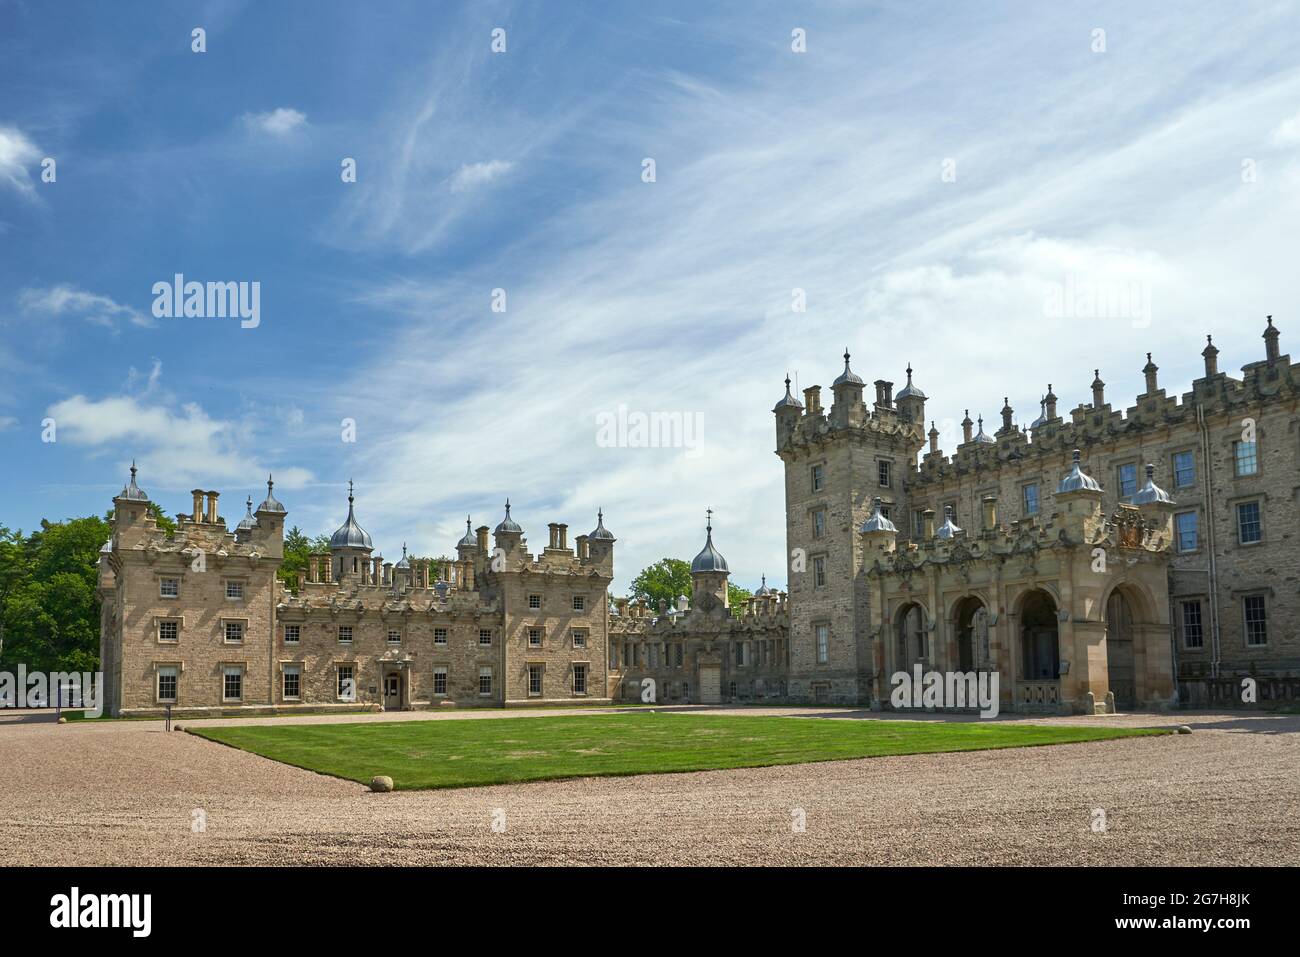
[
  {"left": 100, "top": 318, "right": 1298, "bottom": 715},
  {"left": 611, "top": 317, "right": 1299, "bottom": 713},
  {"left": 98, "top": 479, "right": 615, "bottom": 716}
]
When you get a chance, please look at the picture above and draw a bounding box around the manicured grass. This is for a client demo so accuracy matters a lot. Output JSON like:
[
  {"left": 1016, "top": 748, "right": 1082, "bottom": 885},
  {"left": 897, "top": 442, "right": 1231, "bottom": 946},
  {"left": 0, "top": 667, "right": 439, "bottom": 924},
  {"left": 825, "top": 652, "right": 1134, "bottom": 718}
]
[{"left": 191, "top": 713, "right": 1168, "bottom": 790}]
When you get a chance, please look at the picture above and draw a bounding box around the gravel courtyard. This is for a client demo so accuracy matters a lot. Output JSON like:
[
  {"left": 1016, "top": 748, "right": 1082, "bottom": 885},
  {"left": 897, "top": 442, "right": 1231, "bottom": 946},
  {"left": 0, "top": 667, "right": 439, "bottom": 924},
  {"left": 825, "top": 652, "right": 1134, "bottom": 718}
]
[{"left": 4, "top": 707, "right": 1297, "bottom": 866}]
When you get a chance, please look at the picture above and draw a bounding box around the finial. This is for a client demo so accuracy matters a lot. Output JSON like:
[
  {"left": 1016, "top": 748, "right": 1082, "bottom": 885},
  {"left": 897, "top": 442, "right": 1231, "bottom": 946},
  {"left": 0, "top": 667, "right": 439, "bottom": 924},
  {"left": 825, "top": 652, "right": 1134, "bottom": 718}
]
[
  {"left": 246, "top": 495, "right": 253, "bottom": 509},
  {"left": 348, "top": 479, "right": 354, "bottom": 503},
  {"left": 1145, "top": 463, "right": 1155, "bottom": 478},
  {"left": 267, "top": 473, "right": 274, "bottom": 492},
  {"left": 784, "top": 373, "right": 791, "bottom": 390},
  {"left": 906, "top": 363, "right": 913, "bottom": 381},
  {"left": 598, "top": 507, "right": 604, "bottom": 522},
  {"left": 130, "top": 460, "right": 137, "bottom": 480},
  {"left": 843, "top": 348, "right": 851, "bottom": 366},
  {"left": 402, "top": 542, "right": 407, "bottom": 557},
  {"left": 1072, "top": 448, "right": 1082, "bottom": 463},
  {"left": 1146, "top": 352, "right": 1152, "bottom": 362},
  {"left": 706, "top": 507, "right": 713, "bottom": 533},
  {"left": 1267, "top": 315, "right": 1274, "bottom": 328}
]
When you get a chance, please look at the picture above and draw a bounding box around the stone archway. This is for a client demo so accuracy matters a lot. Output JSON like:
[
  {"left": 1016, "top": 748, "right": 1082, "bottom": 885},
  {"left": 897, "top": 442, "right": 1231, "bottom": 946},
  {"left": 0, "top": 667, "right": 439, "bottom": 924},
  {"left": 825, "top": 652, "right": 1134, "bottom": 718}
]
[
  {"left": 952, "top": 596, "right": 989, "bottom": 672},
  {"left": 1019, "top": 589, "right": 1059, "bottom": 681},
  {"left": 895, "top": 602, "right": 927, "bottom": 669}
]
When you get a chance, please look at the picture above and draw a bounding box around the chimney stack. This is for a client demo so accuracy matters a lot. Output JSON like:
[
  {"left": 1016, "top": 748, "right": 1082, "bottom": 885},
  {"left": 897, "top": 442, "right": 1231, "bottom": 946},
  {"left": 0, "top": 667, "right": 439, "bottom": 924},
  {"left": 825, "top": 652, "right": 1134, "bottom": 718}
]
[
  {"left": 961, "top": 411, "right": 973, "bottom": 444},
  {"left": 191, "top": 490, "right": 204, "bottom": 523},
  {"left": 558, "top": 523, "right": 568, "bottom": 550},
  {"left": 803, "top": 385, "right": 821, "bottom": 415},
  {"left": 476, "top": 526, "right": 489, "bottom": 553},
  {"left": 204, "top": 490, "right": 220, "bottom": 524},
  {"left": 928, "top": 421, "right": 939, "bottom": 455},
  {"left": 576, "top": 534, "right": 589, "bottom": 561},
  {"left": 1045, "top": 385, "right": 1058, "bottom": 420}
]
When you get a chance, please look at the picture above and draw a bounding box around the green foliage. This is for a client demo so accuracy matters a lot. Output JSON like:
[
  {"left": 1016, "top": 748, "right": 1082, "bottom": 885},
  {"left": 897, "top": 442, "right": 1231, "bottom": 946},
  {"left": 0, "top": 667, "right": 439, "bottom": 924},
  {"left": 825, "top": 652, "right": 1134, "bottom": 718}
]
[
  {"left": 629, "top": 558, "right": 691, "bottom": 611},
  {"left": 0, "top": 516, "right": 111, "bottom": 674},
  {"left": 277, "top": 526, "right": 332, "bottom": 591}
]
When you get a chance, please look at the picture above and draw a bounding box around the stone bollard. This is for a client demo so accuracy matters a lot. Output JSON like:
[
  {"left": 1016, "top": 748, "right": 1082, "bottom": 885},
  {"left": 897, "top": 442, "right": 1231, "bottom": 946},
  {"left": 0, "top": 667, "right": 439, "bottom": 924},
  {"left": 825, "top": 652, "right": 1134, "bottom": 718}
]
[
  {"left": 370, "top": 776, "right": 394, "bottom": 792},
  {"left": 57, "top": 717, "right": 67, "bottom": 724}
]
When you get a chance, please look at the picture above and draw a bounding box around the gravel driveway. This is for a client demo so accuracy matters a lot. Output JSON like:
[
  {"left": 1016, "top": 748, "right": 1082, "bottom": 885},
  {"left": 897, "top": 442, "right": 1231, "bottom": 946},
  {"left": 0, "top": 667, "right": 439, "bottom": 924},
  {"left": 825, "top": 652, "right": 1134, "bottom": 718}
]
[{"left": 3, "top": 707, "right": 1297, "bottom": 866}]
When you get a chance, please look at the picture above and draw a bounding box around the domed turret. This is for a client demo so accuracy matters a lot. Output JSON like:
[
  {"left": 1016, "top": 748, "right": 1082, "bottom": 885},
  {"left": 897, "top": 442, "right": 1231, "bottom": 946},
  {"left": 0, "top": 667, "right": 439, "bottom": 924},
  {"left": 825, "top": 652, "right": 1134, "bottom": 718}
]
[
  {"left": 772, "top": 374, "right": 804, "bottom": 412},
  {"left": 256, "top": 474, "right": 285, "bottom": 513},
  {"left": 329, "top": 481, "right": 373, "bottom": 550},
  {"left": 588, "top": 508, "right": 615, "bottom": 541},
  {"left": 236, "top": 496, "right": 257, "bottom": 532},
  {"left": 860, "top": 496, "right": 897, "bottom": 534},
  {"left": 690, "top": 510, "right": 729, "bottom": 574},
  {"left": 457, "top": 516, "right": 476, "bottom": 549},
  {"left": 832, "top": 349, "right": 864, "bottom": 387},
  {"left": 1057, "top": 449, "right": 1102, "bottom": 494},
  {"left": 935, "top": 504, "right": 962, "bottom": 539},
  {"left": 494, "top": 500, "right": 522, "bottom": 535},
  {"left": 117, "top": 462, "right": 149, "bottom": 501},
  {"left": 973, "top": 415, "right": 995, "bottom": 444},
  {"left": 1132, "top": 464, "right": 1174, "bottom": 506}
]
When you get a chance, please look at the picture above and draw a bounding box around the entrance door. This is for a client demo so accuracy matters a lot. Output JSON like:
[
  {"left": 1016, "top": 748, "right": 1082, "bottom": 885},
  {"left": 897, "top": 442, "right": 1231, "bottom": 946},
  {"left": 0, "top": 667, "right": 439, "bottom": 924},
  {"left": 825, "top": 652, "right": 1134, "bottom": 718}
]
[
  {"left": 699, "top": 667, "right": 721, "bottom": 704},
  {"left": 383, "top": 673, "right": 402, "bottom": 710},
  {"left": 1105, "top": 591, "right": 1137, "bottom": 710}
]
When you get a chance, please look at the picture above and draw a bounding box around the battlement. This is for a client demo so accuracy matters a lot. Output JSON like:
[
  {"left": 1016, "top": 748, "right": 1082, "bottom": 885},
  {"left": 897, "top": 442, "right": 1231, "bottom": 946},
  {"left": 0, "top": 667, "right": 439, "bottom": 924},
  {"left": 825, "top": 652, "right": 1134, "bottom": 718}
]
[{"left": 915, "top": 318, "right": 1294, "bottom": 487}]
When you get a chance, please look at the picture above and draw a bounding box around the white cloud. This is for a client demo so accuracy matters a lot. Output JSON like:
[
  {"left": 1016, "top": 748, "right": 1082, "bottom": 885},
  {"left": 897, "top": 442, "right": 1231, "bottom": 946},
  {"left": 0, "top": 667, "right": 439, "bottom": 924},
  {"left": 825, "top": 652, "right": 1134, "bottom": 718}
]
[
  {"left": 46, "top": 371, "right": 313, "bottom": 498},
  {"left": 0, "top": 126, "right": 41, "bottom": 197},
  {"left": 241, "top": 107, "right": 307, "bottom": 136},
  {"left": 0, "top": 415, "right": 17, "bottom": 431},
  {"left": 1271, "top": 110, "right": 1300, "bottom": 145},
  {"left": 18, "top": 284, "right": 153, "bottom": 330},
  {"left": 447, "top": 159, "right": 513, "bottom": 193}
]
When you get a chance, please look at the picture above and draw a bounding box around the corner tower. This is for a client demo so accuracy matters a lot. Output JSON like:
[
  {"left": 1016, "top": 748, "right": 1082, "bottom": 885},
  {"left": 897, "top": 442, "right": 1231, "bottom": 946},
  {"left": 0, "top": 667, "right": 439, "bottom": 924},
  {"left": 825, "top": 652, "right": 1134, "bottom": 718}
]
[{"left": 773, "top": 353, "right": 926, "bottom": 705}]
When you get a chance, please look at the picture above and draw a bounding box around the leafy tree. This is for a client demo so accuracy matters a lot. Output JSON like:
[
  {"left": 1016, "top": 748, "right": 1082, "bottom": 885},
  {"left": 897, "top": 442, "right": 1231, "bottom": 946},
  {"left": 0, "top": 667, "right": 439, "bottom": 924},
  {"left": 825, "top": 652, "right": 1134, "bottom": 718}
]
[
  {"left": 727, "top": 583, "right": 753, "bottom": 619},
  {"left": 0, "top": 516, "right": 110, "bottom": 674},
  {"left": 629, "top": 558, "right": 692, "bottom": 611}
]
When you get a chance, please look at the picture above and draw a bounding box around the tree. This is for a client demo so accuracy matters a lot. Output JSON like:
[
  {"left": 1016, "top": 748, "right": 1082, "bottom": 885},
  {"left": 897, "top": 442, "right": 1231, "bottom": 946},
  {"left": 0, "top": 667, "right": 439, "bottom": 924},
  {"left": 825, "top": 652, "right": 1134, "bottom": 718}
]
[
  {"left": 629, "top": 558, "right": 691, "bottom": 611},
  {"left": 0, "top": 516, "right": 111, "bottom": 675},
  {"left": 727, "top": 583, "right": 753, "bottom": 618}
]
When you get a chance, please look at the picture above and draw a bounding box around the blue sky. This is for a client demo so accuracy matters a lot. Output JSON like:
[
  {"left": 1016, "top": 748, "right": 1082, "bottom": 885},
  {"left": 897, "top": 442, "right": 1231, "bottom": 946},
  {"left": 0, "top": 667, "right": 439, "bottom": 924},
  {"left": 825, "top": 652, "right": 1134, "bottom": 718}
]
[{"left": 2, "top": 0, "right": 1299, "bottom": 592}]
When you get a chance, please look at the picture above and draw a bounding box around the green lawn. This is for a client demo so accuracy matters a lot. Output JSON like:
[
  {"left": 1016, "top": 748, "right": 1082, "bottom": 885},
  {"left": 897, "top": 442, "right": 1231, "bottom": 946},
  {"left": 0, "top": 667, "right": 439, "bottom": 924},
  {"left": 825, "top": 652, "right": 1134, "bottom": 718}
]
[{"left": 190, "top": 713, "right": 1167, "bottom": 790}]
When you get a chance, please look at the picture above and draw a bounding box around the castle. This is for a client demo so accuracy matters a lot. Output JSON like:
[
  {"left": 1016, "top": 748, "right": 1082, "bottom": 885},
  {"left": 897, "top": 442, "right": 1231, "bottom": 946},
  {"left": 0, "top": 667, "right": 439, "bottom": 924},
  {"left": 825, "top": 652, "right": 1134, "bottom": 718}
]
[{"left": 99, "top": 318, "right": 1298, "bottom": 715}]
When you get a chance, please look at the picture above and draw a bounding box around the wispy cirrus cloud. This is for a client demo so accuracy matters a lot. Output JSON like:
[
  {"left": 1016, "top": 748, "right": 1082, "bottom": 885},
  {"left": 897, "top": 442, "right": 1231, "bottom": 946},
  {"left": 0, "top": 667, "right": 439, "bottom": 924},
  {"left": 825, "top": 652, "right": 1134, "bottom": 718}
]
[
  {"left": 0, "top": 126, "right": 41, "bottom": 197},
  {"left": 18, "top": 284, "right": 154, "bottom": 330},
  {"left": 447, "top": 159, "right": 513, "bottom": 193}
]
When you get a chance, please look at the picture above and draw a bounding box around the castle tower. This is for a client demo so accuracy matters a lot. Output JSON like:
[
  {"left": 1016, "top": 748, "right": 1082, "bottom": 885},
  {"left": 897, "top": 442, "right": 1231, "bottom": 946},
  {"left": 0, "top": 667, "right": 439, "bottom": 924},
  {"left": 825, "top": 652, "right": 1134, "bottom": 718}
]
[{"left": 775, "top": 350, "right": 926, "bottom": 705}]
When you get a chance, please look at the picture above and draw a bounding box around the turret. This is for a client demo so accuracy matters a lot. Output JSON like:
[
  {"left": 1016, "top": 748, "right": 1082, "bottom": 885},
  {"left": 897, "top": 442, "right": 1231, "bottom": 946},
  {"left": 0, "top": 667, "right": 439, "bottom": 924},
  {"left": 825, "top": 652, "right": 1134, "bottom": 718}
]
[
  {"left": 493, "top": 500, "right": 524, "bottom": 555},
  {"left": 689, "top": 509, "right": 730, "bottom": 611},
  {"left": 586, "top": 509, "right": 616, "bottom": 568},
  {"left": 895, "top": 364, "right": 926, "bottom": 425},
  {"left": 329, "top": 480, "right": 374, "bottom": 583},
  {"left": 830, "top": 350, "right": 866, "bottom": 427},
  {"left": 773, "top": 374, "right": 804, "bottom": 449}
]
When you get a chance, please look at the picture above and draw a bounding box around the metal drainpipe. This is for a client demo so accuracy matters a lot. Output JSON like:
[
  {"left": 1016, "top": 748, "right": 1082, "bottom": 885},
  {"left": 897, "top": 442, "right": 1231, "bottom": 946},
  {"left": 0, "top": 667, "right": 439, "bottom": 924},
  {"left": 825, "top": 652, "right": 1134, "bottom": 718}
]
[{"left": 1196, "top": 404, "right": 1222, "bottom": 678}]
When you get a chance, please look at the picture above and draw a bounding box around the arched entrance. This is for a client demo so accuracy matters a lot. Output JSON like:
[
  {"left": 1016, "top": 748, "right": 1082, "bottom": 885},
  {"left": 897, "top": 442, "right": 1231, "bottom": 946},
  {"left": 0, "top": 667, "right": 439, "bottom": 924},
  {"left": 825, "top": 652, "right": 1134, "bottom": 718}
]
[
  {"left": 952, "top": 596, "right": 989, "bottom": 672},
  {"left": 1019, "top": 590, "right": 1059, "bottom": 680},
  {"left": 895, "top": 603, "right": 927, "bottom": 668},
  {"left": 1105, "top": 588, "right": 1138, "bottom": 710}
]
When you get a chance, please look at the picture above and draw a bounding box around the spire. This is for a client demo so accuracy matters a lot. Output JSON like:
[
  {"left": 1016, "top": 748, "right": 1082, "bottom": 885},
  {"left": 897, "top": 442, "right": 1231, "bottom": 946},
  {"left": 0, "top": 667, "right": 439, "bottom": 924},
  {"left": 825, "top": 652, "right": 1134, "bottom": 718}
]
[
  {"left": 457, "top": 515, "right": 476, "bottom": 548},
  {"left": 117, "top": 460, "right": 149, "bottom": 501},
  {"left": 495, "top": 499, "right": 523, "bottom": 535},
  {"left": 773, "top": 373, "right": 804, "bottom": 411},
  {"left": 833, "top": 349, "right": 864, "bottom": 387},
  {"left": 257, "top": 473, "right": 285, "bottom": 513},
  {"left": 974, "top": 415, "right": 994, "bottom": 444},
  {"left": 329, "top": 480, "right": 373, "bottom": 550},
  {"left": 237, "top": 496, "right": 257, "bottom": 531},
  {"left": 589, "top": 508, "right": 616, "bottom": 541},
  {"left": 896, "top": 362, "right": 926, "bottom": 400},
  {"left": 690, "top": 508, "right": 729, "bottom": 574}
]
